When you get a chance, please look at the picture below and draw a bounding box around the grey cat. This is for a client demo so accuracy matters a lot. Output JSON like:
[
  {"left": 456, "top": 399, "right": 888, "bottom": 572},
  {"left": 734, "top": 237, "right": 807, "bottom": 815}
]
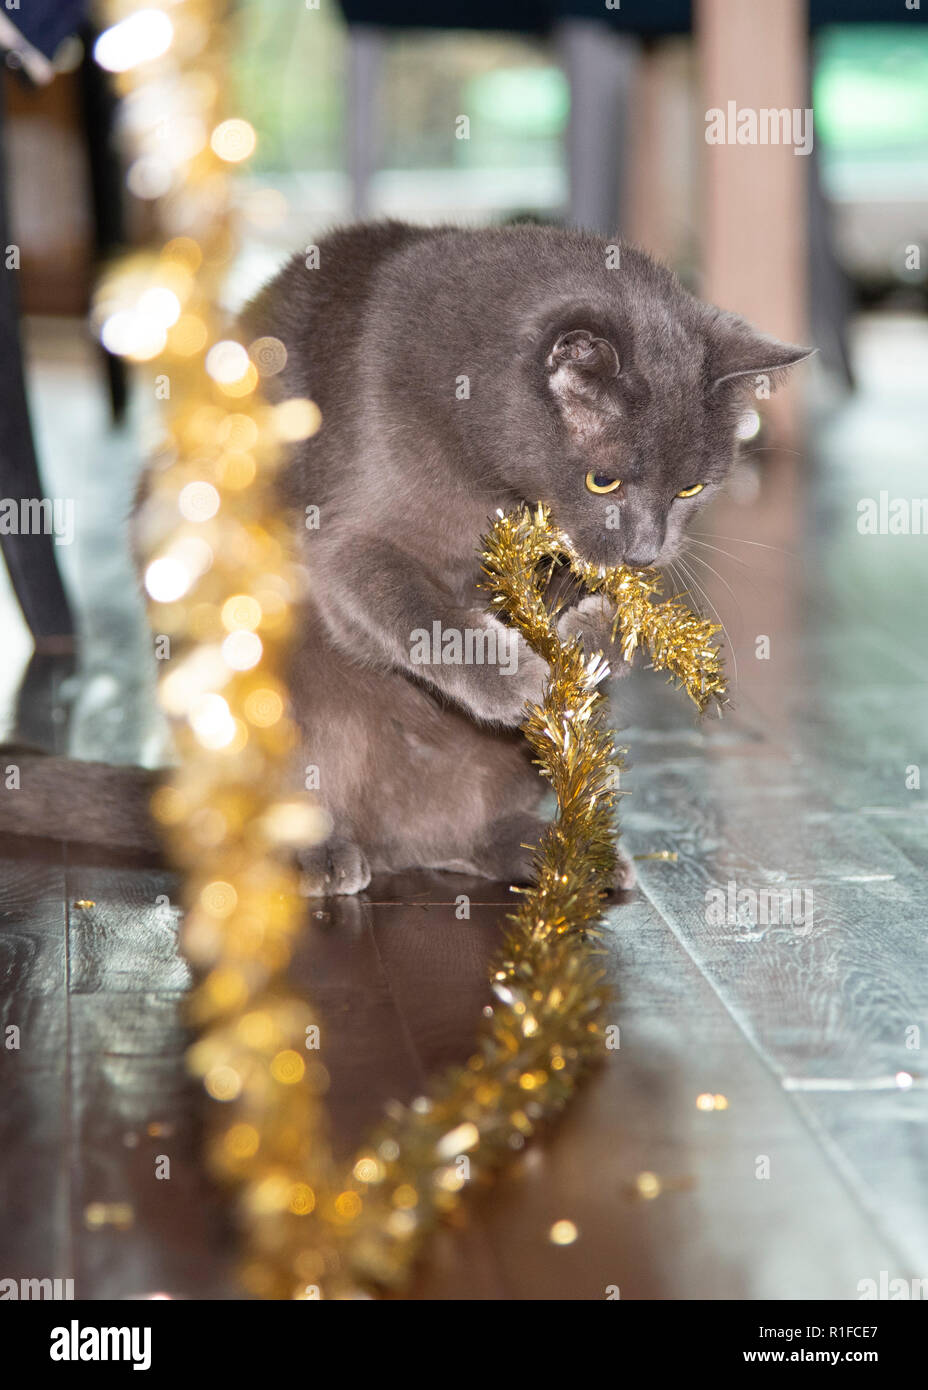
[{"left": 0, "top": 222, "right": 810, "bottom": 893}]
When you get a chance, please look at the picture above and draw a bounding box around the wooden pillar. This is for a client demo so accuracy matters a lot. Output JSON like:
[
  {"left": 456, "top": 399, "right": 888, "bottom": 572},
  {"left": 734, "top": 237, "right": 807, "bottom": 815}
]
[
  {"left": 696, "top": 0, "right": 810, "bottom": 442},
  {"left": 626, "top": 41, "right": 696, "bottom": 270}
]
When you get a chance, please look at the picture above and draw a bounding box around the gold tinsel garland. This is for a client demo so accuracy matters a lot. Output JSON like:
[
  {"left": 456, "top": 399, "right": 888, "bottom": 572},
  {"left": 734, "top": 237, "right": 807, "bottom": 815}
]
[
  {"left": 96, "top": 0, "right": 727, "bottom": 1300},
  {"left": 486, "top": 504, "right": 728, "bottom": 716}
]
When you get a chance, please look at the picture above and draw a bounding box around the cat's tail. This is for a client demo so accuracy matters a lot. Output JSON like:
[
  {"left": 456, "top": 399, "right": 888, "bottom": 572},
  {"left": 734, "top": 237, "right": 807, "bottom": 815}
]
[{"left": 0, "top": 746, "right": 160, "bottom": 854}]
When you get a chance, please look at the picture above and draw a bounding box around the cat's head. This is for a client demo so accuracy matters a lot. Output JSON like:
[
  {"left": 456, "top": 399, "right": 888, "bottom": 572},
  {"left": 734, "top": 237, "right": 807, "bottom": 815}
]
[{"left": 515, "top": 285, "right": 812, "bottom": 569}]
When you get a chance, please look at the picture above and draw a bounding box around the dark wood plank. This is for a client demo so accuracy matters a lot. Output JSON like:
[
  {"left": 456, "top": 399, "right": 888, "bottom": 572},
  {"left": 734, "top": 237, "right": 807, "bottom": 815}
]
[
  {"left": 0, "top": 1066, "right": 70, "bottom": 1283},
  {"left": 622, "top": 757, "right": 928, "bottom": 1082},
  {"left": 65, "top": 863, "right": 186, "bottom": 994},
  {"left": 413, "top": 892, "right": 904, "bottom": 1300},
  {"left": 789, "top": 1089, "right": 928, "bottom": 1285},
  {"left": 68, "top": 992, "right": 233, "bottom": 1300}
]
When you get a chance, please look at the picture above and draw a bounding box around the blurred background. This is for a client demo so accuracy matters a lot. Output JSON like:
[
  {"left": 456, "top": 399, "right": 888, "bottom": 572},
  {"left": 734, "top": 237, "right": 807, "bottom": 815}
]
[{"left": 7, "top": 5, "right": 928, "bottom": 311}]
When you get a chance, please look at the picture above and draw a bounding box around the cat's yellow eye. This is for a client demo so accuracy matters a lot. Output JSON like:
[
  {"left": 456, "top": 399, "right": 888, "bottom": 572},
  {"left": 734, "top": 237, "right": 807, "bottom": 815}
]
[
  {"left": 585, "top": 472, "right": 622, "bottom": 495},
  {"left": 676, "top": 483, "right": 705, "bottom": 498}
]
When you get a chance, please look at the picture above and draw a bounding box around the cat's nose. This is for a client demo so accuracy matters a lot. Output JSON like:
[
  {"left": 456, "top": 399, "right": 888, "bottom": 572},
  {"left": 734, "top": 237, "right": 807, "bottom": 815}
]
[{"left": 623, "top": 548, "right": 658, "bottom": 567}]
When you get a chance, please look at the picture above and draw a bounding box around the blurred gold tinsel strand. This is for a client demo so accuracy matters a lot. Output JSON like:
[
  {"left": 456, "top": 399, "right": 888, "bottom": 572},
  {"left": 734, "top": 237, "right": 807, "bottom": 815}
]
[{"left": 95, "top": 0, "right": 727, "bottom": 1299}]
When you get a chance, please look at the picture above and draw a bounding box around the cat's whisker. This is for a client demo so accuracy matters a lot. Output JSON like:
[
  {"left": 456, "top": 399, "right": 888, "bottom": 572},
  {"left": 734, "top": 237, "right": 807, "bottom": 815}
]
[
  {"left": 681, "top": 545, "right": 757, "bottom": 608},
  {"left": 671, "top": 562, "right": 693, "bottom": 603},
  {"left": 675, "top": 554, "right": 739, "bottom": 692},
  {"left": 740, "top": 445, "right": 804, "bottom": 458},
  {"left": 683, "top": 536, "right": 750, "bottom": 568},
  {"left": 662, "top": 561, "right": 689, "bottom": 603},
  {"left": 684, "top": 549, "right": 768, "bottom": 612},
  {"left": 690, "top": 530, "right": 796, "bottom": 558}
]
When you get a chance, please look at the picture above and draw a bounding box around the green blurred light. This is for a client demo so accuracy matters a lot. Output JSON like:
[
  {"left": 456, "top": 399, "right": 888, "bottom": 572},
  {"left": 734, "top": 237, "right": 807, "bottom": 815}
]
[
  {"left": 814, "top": 26, "right": 928, "bottom": 149},
  {"left": 465, "top": 67, "right": 569, "bottom": 138}
]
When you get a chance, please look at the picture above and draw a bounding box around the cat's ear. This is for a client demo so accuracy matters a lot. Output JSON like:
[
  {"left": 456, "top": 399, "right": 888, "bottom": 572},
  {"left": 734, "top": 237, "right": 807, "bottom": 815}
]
[
  {"left": 546, "top": 328, "right": 620, "bottom": 381},
  {"left": 545, "top": 329, "right": 621, "bottom": 438},
  {"left": 707, "top": 311, "right": 815, "bottom": 393}
]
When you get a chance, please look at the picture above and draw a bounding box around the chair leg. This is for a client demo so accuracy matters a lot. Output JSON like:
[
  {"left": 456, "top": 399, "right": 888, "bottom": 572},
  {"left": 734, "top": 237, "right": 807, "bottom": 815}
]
[
  {"left": 556, "top": 19, "right": 641, "bottom": 237},
  {"left": 806, "top": 77, "right": 855, "bottom": 389},
  {"left": 79, "top": 22, "right": 129, "bottom": 425},
  {"left": 346, "top": 25, "right": 385, "bottom": 220},
  {"left": 0, "top": 90, "right": 74, "bottom": 645}
]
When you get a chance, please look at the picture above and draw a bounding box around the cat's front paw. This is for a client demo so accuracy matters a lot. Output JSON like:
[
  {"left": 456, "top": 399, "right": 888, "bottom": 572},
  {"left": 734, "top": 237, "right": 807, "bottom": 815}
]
[
  {"left": 557, "top": 594, "right": 630, "bottom": 678},
  {"left": 610, "top": 844, "right": 637, "bottom": 892},
  {"left": 464, "top": 637, "right": 549, "bottom": 727},
  {"left": 299, "top": 837, "right": 371, "bottom": 896}
]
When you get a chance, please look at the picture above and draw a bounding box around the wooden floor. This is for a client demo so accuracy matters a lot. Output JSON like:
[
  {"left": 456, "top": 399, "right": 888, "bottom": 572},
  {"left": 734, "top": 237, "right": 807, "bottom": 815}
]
[{"left": 1, "top": 314, "right": 927, "bottom": 1300}]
